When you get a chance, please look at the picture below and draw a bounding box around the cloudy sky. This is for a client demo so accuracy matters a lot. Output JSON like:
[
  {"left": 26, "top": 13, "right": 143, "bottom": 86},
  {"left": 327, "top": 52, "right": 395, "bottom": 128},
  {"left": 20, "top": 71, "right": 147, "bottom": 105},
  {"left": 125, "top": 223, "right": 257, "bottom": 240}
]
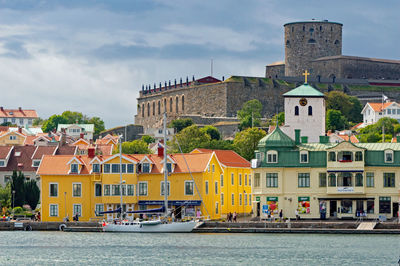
[{"left": 0, "top": 0, "right": 399, "bottom": 128}]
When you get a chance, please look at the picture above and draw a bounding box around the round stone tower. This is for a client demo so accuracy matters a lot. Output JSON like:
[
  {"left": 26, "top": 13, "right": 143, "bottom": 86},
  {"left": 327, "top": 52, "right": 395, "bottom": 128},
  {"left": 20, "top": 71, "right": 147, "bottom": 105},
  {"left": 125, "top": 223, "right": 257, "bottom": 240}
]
[{"left": 284, "top": 20, "right": 343, "bottom": 77}]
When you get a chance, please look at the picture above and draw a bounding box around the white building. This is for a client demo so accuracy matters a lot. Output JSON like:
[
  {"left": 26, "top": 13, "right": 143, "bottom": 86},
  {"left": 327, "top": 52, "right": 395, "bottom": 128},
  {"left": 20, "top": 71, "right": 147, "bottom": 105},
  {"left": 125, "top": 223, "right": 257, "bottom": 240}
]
[
  {"left": 0, "top": 107, "right": 38, "bottom": 126},
  {"left": 281, "top": 83, "right": 325, "bottom": 143},
  {"left": 361, "top": 102, "right": 400, "bottom": 125},
  {"left": 57, "top": 124, "right": 94, "bottom": 141}
]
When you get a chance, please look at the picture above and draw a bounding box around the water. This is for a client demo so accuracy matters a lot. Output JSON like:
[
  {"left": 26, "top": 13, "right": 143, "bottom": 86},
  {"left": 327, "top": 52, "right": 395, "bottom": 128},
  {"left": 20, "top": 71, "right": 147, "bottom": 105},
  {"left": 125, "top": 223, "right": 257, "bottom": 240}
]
[{"left": 0, "top": 231, "right": 398, "bottom": 265}]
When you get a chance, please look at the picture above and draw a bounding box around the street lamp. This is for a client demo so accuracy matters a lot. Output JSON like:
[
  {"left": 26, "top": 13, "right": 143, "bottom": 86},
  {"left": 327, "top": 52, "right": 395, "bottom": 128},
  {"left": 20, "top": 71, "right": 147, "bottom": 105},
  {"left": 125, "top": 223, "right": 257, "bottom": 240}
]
[{"left": 12, "top": 190, "right": 15, "bottom": 220}]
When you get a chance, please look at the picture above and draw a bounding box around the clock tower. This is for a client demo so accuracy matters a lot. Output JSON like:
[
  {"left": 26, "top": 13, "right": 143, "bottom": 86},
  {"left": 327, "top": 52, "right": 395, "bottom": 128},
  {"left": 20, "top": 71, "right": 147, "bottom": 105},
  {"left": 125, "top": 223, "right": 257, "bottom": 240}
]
[{"left": 281, "top": 71, "right": 325, "bottom": 143}]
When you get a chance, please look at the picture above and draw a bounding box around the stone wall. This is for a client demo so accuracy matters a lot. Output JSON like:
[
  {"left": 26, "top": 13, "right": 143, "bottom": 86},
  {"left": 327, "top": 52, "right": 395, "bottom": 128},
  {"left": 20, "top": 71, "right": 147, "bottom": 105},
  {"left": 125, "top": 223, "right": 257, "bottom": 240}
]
[
  {"left": 265, "top": 64, "right": 285, "bottom": 78},
  {"left": 97, "top": 124, "right": 143, "bottom": 141}
]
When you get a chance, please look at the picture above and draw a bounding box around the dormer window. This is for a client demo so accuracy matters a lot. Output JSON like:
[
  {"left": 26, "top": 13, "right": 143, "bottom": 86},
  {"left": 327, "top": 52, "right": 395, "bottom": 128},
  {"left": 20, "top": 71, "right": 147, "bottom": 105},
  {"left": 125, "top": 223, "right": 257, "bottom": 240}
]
[
  {"left": 385, "top": 150, "right": 394, "bottom": 163},
  {"left": 32, "top": 160, "right": 40, "bottom": 167},
  {"left": 166, "top": 163, "right": 172, "bottom": 173},
  {"left": 15, "top": 152, "right": 21, "bottom": 157},
  {"left": 142, "top": 163, "right": 150, "bottom": 173},
  {"left": 92, "top": 163, "right": 100, "bottom": 173},
  {"left": 0, "top": 160, "right": 5, "bottom": 167},
  {"left": 9, "top": 135, "right": 16, "bottom": 140},
  {"left": 300, "top": 151, "right": 309, "bottom": 163},
  {"left": 266, "top": 150, "right": 278, "bottom": 163},
  {"left": 355, "top": 151, "right": 363, "bottom": 161},
  {"left": 71, "top": 163, "right": 79, "bottom": 173}
]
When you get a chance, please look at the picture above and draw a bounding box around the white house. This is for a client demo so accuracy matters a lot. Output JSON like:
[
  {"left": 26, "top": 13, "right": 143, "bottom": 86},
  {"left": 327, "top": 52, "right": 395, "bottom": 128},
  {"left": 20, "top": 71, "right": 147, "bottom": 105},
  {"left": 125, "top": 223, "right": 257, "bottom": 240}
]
[
  {"left": 57, "top": 124, "right": 94, "bottom": 141},
  {"left": 0, "top": 107, "right": 38, "bottom": 126},
  {"left": 361, "top": 102, "right": 400, "bottom": 125}
]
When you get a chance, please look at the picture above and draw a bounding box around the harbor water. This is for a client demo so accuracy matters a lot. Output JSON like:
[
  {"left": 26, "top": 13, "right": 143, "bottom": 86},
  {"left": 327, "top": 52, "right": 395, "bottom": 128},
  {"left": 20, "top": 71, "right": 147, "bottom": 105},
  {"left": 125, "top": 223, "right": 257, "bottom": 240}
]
[{"left": 0, "top": 231, "right": 398, "bottom": 265}]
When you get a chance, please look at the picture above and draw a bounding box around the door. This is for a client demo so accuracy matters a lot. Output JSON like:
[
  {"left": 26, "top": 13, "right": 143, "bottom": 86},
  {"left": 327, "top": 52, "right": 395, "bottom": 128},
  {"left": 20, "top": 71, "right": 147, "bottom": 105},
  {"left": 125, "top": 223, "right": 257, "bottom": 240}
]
[
  {"left": 329, "top": 201, "right": 337, "bottom": 217},
  {"left": 393, "top": 202, "right": 399, "bottom": 218},
  {"left": 256, "top": 202, "right": 260, "bottom": 217},
  {"left": 356, "top": 200, "right": 364, "bottom": 216}
]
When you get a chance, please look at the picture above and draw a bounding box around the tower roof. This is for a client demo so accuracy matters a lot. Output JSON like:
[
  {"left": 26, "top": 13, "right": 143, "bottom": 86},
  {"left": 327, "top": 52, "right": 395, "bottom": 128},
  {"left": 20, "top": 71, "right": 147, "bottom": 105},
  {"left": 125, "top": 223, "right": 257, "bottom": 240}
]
[
  {"left": 283, "top": 83, "right": 324, "bottom": 97},
  {"left": 258, "top": 126, "right": 295, "bottom": 148}
]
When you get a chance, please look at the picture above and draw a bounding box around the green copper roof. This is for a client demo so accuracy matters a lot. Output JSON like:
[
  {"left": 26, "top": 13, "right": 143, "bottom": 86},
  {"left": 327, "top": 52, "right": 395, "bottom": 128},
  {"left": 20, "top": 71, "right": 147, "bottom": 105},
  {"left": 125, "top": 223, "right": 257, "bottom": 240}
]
[
  {"left": 283, "top": 83, "right": 324, "bottom": 97},
  {"left": 258, "top": 126, "right": 295, "bottom": 148}
]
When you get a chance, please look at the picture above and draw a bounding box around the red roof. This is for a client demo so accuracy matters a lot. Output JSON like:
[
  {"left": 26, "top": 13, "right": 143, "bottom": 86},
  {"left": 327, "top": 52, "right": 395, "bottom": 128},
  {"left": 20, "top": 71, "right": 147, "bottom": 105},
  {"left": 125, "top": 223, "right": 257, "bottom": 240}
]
[
  {"left": 191, "top": 149, "right": 250, "bottom": 167},
  {"left": 31, "top": 146, "right": 58, "bottom": 160},
  {"left": 0, "top": 108, "right": 38, "bottom": 118},
  {"left": 367, "top": 102, "right": 394, "bottom": 112},
  {"left": 0, "top": 146, "right": 13, "bottom": 159}
]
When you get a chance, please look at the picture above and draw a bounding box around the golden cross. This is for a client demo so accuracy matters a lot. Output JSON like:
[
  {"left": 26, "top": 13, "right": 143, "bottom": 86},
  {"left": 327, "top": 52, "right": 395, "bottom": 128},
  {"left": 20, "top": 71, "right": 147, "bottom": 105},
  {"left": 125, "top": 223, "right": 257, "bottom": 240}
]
[{"left": 302, "top": 70, "right": 310, "bottom": 84}]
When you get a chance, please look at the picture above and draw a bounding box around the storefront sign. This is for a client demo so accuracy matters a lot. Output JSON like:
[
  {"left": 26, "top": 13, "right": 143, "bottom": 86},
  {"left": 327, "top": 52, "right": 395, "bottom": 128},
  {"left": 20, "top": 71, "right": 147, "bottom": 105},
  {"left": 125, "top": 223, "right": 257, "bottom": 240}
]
[
  {"left": 298, "top": 197, "right": 310, "bottom": 214},
  {"left": 267, "top": 197, "right": 278, "bottom": 201},
  {"left": 337, "top": 187, "right": 354, "bottom": 193},
  {"left": 262, "top": 205, "right": 269, "bottom": 213},
  {"left": 138, "top": 200, "right": 202, "bottom": 206},
  {"left": 255, "top": 196, "right": 260, "bottom": 201},
  {"left": 266, "top": 197, "right": 278, "bottom": 214}
]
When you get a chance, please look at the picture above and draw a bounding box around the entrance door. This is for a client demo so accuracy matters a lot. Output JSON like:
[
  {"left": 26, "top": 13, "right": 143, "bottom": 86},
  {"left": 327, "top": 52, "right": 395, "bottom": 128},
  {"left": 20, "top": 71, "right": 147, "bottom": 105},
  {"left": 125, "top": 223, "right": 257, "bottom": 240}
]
[
  {"left": 393, "top": 202, "right": 399, "bottom": 218},
  {"left": 330, "top": 201, "right": 337, "bottom": 217},
  {"left": 356, "top": 200, "right": 364, "bottom": 215},
  {"left": 256, "top": 202, "right": 260, "bottom": 217}
]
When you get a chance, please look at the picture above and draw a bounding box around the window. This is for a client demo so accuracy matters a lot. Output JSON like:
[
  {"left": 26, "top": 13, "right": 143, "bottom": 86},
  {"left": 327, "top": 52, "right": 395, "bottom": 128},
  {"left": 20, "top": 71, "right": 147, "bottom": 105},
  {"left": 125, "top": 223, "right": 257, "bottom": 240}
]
[
  {"left": 294, "top": 106, "right": 299, "bottom": 116},
  {"left": 249, "top": 175, "right": 251, "bottom": 186},
  {"left": 166, "top": 163, "right": 172, "bottom": 173},
  {"left": 249, "top": 195, "right": 251, "bottom": 205},
  {"left": 49, "top": 183, "right": 58, "bottom": 197},
  {"left": 231, "top": 173, "right": 234, "bottom": 185},
  {"left": 383, "top": 173, "right": 395, "bottom": 187},
  {"left": 319, "top": 173, "right": 327, "bottom": 187},
  {"left": 138, "top": 182, "right": 148, "bottom": 196},
  {"left": 104, "top": 185, "right": 110, "bottom": 196},
  {"left": 338, "top": 151, "right": 353, "bottom": 162},
  {"left": 215, "top": 202, "right": 219, "bottom": 214},
  {"left": 182, "top": 95, "right": 185, "bottom": 111},
  {"left": 95, "top": 204, "right": 104, "bottom": 216},
  {"left": 355, "top": 173, "right": 363, "bottom": 187},
  {"left": 92, "top": 164, "right": 100, "bottom": 173},
  {"left": 0, "top": 160, "right": 5, "bottom": 167},
  {"left": 308, "top": 106, "right": 312, "bottom": 116},
  {"left": 254, "top": 173, "right": 260, "bottom": 187},
  {"left": 122, "top": 185, "right": 127, "bottom": 196},
  {"left": 266, "top": 150, "right": 278, "bottom": 163},
  {"left": 158, "top": 101, "right": 160, "bottom": 115},
  {"left": 300, "top": 151, "right": 308, "bottom": 163},
  {"left": 19, "top": 118, "right": 23, "bottom": 124},
  {"left": 337, "top": 172, "right": 352, "bottom": 187},
  {"left": 266, "top": 173, "right": 278, "bottom": 187},
  {"left": 239, "top": 174, "right": 242, "bottom": 186},
  {"left": 341, "top": 200, "right": 352, "bottom": 214},
  {"left": 147, "top": 103, "right": 150, "bottom": 116},
  {"left": 127, "top": 185, "right": 134, "bottom": 196},
  {"left": 379, "top": 197, "right": 391, "bottom": 213},
  {"left": 239, "top": 194, "right": 242, "bottom": 205},
  {"left": 9, "top": 135, "right": 16, "bottom": 140},
  {"left": 215, "top": 181, "right": 218, "bottom": 194},
  {"left": 103, "top": 164, "right": 110, "bottom": 173},
  {"left": 170, "top": 98, "right": 172, "bottom": 112},
  {"left": 142, "top": 163, "right": 150, "bottom": 173},
  {"left": 221, "top": 193, "right": 224, "bottom": 206},
  {"left": 205, "top": 181, "right": 209, "bottom": 194},
  {"left": 152, "top": 101, "right": 155, "bottom": 116},
  {"left": 73, "top": 204, "right": 82, "bottom": 217},
  {"left": 49, "top": 204, "right": 58, "bottom": 217},
  {"left": 366, "top": 172, "right": 374, "bottom": 187},
  {"left": 298, "top": 173, "right": 310, "bottom": 188},
  {"left": 127, "top": 164, "right": 134, "bottom": 173},
  {"left": 185, "top": 181, "right": 194, "bottom": 195},
  {"left": 73, "top": 183, "right": 82, "bottom": 197},
  {"left": 121, "top": 164, "right": 126, "bottom": 173},
  {"left": 176, "top": 96, "right": 179, "bottom": 113},
  {"left": 220, "top": 174, "right": 224, "bottom": 187},
  {"left": 355, "top": 151, "right": 363, "bottom": 161},
  {"left": 244, "top": 194, "right": 247, "bottom": 205},
  {"left": 160, "top": 181, "right": 170, "bottom": 196},
  {"left": 212, "top": 164, "right": 215, "bottom": 173},
  {"left": 112, "top": 185, "right": 120, "bottom": 196},
  {"left": 328, "top": 152, "right": 336, "bottom": 162},
  {"left": 70, "top": 163, "right": 79, "bottom": 173},
  {"left": 367, "top": 200, "right": 374, "bottom": 214},
  {"left": 111, "top": 164, "right": 120, "bottom": 173},
  {"left": 95, "top": 184, "right": 102, "bottom": 196},
  {"left": 231, "top": 194, "right": 235, "bottom": 205},
  {"left": 384, "top": 150, "right": 394, "bottom": 163}
]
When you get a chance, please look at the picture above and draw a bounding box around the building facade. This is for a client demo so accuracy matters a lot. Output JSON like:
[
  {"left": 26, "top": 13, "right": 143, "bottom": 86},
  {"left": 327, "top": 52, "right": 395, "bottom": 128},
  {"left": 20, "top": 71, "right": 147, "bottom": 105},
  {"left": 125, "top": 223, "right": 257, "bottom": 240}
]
[
  {"left": 57, "top": 124, "right": 94, "bottom": 141},
  {"left": 0, "top": 107, "right": 38, "bottom": 127},
  {"left": 361, "top": 101, "right": 400, "bottom": 125}
]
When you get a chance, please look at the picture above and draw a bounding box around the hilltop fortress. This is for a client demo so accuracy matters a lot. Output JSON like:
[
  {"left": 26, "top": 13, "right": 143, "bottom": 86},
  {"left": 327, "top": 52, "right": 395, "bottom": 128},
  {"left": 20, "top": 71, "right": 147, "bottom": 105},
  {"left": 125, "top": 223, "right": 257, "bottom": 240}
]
[{"left": 135, "top": 20, "right": 400, "bottom": 130}]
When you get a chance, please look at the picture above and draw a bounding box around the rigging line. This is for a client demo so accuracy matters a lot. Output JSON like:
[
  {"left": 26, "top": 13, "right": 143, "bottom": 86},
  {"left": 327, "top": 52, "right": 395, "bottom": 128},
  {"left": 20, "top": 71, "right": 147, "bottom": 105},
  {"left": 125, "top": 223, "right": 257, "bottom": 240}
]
[{"left": 174, "top": 138, "right": 210, "bottom": 219}]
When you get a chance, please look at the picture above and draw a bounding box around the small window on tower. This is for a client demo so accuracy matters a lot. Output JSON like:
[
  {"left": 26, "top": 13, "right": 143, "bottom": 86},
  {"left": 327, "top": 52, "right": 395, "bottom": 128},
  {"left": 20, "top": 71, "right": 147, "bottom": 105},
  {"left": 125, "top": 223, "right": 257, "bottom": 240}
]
[
  {"left": 308, "top": 39, "right": 316, "bottom": 44},
  {"left": 308, "top": 106, "right": 313, "bottom": 116},
  {"left": 295, "top": 106, "right": 299, "bottom": 116}
]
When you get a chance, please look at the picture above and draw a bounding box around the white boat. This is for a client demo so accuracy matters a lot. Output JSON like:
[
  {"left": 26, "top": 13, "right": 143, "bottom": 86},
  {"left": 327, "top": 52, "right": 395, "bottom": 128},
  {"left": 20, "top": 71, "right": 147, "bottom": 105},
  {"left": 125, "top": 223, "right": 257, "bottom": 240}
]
[{"left": 101, "top": 113, "right": 200, "bottom": 233}]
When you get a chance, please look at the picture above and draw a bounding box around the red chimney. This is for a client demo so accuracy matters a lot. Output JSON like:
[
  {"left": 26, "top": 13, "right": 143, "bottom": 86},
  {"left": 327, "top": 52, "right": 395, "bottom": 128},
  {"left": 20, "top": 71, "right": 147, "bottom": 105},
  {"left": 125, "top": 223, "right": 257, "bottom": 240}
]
[
  {"left": 157, "top": 143, "right": 164, "bottom": 157},
  {"left": 80, "top": 133, "right": 84, "bottom": 139},
  {"left": 0, "top": 107, "right": 3, "bottom": 111},
  {"left": 88, "top": 147, "right": 95, "bottom": 158},
  {"left": 18, "top": 127, "right": 22, "bottom": 134},
  {"left": 18, "top": 107, "right": 22, "bottom": 111}
]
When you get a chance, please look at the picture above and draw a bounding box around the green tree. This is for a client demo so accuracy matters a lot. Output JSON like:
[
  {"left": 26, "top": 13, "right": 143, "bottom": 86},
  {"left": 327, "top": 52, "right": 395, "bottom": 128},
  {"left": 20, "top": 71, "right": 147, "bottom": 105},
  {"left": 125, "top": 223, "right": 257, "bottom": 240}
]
[
  {"left": 24, "top": 180, "right": 40, "bottom": 210},
  {"left": 200, "top": 125, "right": 221, "bottom": 140},
  {"left": 237, "top": 99, "right": 262, "bottom": 130},
  {"left": 32, "top": 118, "right": 44, "bottom": 126},
  {"left": 0, "top": 183, "right": 11, "bottom": 211},
  {"left": 170, "top": 125, "right": 211, "bottom": 153},
  {"left": 118, "top": 140, "right": 151, "bottom": 154},
  {"left": 86, "top": 116, "right": 105, "bottom": 135},
  {"left": 198, "top": 139, "right": 234, "bottom": 150},
  {"left": 42, "top": 115, "right": 68, "bottom": 132},
  {"left": 10, "top": 171, "right": 25, "bottom": 208},
  {"left": 61, "top": 111, "right": 85, "bottom": 124},
  {"left": 141, "top": 135, "right": 155, "bottom": 144},
  {"left": 168, "top": 118, "right": 193, "bottom": 133},
  {"left": 0, "top": 122, "right": 13, "bottom": 127},
  {"left": 325, "top": 91, "right": 363, "bottom": 124},
  {"left": 271, "top": 112, "right": 285, "bottom": 126},
  {"left": 348, "top": 96, "right": 363, "bottom": 123},
  {"left": 360, "top": 132, "right": 381, "bottom": 143},
  {"left": 326, "top": 109, "right": 347, "bottom": 131},
  {"left": 233, "top": 127, "right": 266, "bottom": 161}
]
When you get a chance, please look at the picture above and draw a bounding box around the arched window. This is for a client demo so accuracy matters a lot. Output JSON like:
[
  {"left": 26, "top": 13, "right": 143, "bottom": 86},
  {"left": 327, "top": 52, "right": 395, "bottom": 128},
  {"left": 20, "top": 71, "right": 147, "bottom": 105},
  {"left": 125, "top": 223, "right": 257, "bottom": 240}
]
[
  {"left": 158, "top": 101, "right": 161, "bottom": 115},
  {"left": 147, "top": 103, "right": 150, "bottom": 117},
  {"left": 164, "top": 99, "right": 167, "bottom": 112},
  {"left": 176, "top": 96, "right": 179, "bottom": 113},
  {"left": 182, "top": 95, "right": 185, "bottom": 111},
  {"left": 294, "top": 106, "right": 299, "bottom": 116},
  {"left": 308, "top": 106, "right": 312, "bottom": 116},
  {"left": 286, "top": 40, "right": 290, "bottom": 48},
  {"left": 170, "top": 98, "right": 173, "bottom": 112},
  {"left": 152, "top": 102, "right": 155, "bottom": 116},
  {"left": 309, "top": 28, "right": 314, "bottom": 33},
  {"left": 334, "top": 40, "right": 340, "bottom": 45},
  {"left": 141, "top": 104, "right": 144, "bottom": 117},
  {"left": 308, "top": 39, "right": 316, "bottom": 44},
  {"left": 319, "top": 26, "right": 322, "bottom": 31},
  {"left": 328, "top": 173, "right": 336, "bottom": 187},
  {"left": 302, "top": 26, "right": 305, "bottom": 31}
]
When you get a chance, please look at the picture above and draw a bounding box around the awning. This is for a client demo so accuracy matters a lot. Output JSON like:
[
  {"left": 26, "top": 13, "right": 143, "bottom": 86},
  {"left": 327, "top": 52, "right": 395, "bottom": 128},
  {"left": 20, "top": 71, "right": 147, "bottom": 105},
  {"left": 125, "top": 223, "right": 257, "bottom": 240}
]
[
  {"left": 127, "top": 206, "right": 165, "bottom": 214},
  {"left": 98, "top": 207, "right": 121, "bottom": 214},
  {"left": 138, "top": 200, "right": 202, "bottom": 206},
  {"left": 318, "top": 197, "right": 375, "bottom": 201},
  {"left": 327, "top": 170, "right": 364, "bottom": 173}
]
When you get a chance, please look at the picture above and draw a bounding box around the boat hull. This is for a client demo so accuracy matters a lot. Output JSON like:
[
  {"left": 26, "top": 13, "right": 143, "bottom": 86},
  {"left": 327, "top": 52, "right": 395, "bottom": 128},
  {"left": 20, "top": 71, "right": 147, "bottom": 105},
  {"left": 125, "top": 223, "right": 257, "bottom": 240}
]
[{"left": 103, "top": 220, "right": 198, "bottom": 233}]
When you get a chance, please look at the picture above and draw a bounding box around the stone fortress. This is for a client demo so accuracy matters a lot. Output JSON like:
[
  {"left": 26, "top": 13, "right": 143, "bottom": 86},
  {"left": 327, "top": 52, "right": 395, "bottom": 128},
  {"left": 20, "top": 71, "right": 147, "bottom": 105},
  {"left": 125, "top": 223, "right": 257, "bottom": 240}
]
[{"left": 134, "top": 20, "right": 400, "bottom": 134}]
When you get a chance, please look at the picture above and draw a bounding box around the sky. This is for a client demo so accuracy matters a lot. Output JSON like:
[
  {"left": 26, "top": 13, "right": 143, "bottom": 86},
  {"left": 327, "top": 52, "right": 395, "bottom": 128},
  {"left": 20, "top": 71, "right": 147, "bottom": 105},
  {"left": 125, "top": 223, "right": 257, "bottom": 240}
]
[{"left": 0, "top": 0, "right": 399, "bottom": 128}]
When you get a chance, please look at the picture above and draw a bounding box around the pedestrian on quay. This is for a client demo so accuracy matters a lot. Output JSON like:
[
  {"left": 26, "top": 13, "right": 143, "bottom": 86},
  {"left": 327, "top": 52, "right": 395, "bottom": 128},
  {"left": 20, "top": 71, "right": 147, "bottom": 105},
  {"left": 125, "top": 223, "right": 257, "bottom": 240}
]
[
  {"left": 279, "top": 209, "right": 283, "bottom": 222},
  {"left": 233, "top": 212, "right": 237, "bottom": 223},
  {"left": 295, "top": 209, "right": 299, "bottom": 221}
]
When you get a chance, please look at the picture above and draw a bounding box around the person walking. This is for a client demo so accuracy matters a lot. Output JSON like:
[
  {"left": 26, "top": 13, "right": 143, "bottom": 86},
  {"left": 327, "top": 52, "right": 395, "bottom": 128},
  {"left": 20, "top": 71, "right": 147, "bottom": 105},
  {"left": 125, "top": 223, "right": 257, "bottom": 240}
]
[
  {"left": 233, "top": 212, "right": 237, "bottom": 222},
  {"left": 295, "top": 209, "right": 299, "bottom": 221},
  {"left": 279, "top": 209, "right": 283, "bottom": 222}
]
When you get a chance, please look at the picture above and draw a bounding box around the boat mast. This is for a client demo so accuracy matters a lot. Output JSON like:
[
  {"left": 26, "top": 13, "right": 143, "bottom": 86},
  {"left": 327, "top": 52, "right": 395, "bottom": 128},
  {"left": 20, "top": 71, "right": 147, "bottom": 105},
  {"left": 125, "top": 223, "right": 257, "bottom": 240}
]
[
  {"left": 119, "top": 135, "right": 123, "bottom": 219},
  {"left": 163, "top": 112, "right": 168, "bottom": 216}
]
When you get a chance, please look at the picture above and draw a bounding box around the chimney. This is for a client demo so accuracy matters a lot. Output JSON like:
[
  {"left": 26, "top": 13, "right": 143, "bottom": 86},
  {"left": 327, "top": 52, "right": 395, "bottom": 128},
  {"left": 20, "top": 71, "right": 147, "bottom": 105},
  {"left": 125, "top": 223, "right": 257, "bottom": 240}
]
[
  {"left": 88, "top": 147, "right": 95, "bottom": 158},
  {"left": 174, "top": 79, "right": 177, "bottom": 88},
  {"left": 192, "top": 75, "right": 195, "bottom": 82},
  {"left": 222, "top": 76, "right": 225, "bottom": 81},
  {"left": 18, "top": 127, "right": 22, "bottom": 134},
  {"left": 168, "top": 80, "right": 171, "bottom": 89},
  {"left": 180, "top": 77, "right": 182, "bottom": 87},
  {"left": 80, "top": 133, "right": 84, "bottom": 139},
  {"left": 186, "top": 76, "right": 189, "bottom": 86},
  {"left": 0, "top": 107, "right": 3, "bottom": 111},
  {"left": 157, "top": 143, "right": 164, "bottom": 157},
  {"left": 18, "top": 107, "right": 22, "bottom": 111},
  {"left": 295, "top": 129, "right": 301, "bottom": 145}
]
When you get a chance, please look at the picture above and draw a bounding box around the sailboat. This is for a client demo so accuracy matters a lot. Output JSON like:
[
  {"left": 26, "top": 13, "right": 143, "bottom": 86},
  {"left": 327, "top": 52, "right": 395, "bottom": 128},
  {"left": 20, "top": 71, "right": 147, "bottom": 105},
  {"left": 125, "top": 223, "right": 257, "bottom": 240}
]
[{"left": 101, "top": 113, "right": 200, "bottom": 232}]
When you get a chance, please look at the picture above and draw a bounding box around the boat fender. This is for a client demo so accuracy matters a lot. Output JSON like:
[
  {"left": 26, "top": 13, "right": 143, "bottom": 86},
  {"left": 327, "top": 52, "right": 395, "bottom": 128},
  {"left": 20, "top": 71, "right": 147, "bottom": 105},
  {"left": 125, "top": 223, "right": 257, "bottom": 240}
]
[
  {"left": 24, "top": 224, "right": 32, "bottom": 231},
  {"left": 59, "top": 224, "right": 67, "bottom": 231}
]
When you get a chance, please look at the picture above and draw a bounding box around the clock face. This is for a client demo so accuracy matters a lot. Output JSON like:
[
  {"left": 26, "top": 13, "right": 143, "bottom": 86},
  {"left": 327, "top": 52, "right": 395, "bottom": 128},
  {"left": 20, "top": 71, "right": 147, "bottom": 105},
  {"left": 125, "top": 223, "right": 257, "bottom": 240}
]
[{"left": 299, "top": 98, "right": 308, "bottom": 106}]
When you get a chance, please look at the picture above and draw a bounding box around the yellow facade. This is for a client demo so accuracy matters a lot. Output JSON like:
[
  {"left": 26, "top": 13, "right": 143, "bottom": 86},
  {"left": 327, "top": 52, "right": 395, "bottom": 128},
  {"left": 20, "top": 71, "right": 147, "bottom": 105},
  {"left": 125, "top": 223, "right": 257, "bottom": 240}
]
[{"left": 0, "top": 131, "right": 25, "bottom": 146}]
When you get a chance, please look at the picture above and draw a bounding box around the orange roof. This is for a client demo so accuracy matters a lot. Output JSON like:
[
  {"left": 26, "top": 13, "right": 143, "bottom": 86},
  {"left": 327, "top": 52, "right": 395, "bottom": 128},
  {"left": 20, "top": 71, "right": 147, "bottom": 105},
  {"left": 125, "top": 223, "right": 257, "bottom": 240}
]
[
  {"left": 327, "top": 132, "right": 359, "bottom": 143},
  {"left": 191, "top": 149, "right": 250, "bottom": 167},
  {"left": 96, "top": 144, "right": 113, "bottom": 156},
  {"left": 37, "top": 155, "right": 110, "bottom": 175},
  {"left": 368, "top": 102, "right": 394, "bottom": 112},
  {"left": 0, "top": 108, "right": 38, "bottom": 118}
]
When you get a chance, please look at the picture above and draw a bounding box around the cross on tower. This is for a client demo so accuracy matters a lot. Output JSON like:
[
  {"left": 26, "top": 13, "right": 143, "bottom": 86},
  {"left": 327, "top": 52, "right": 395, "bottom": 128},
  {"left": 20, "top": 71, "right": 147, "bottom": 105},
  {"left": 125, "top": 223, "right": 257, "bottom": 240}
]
[{"left": 302, "top": 70, "right": 310, "bottom": 84}]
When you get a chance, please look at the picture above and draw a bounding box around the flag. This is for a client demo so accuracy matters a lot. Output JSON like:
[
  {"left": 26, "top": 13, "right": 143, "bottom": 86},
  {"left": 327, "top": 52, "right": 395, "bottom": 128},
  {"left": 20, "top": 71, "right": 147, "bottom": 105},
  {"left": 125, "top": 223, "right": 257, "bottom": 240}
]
[{"left": 382, "top": 94, "right": 389, "bottom": 102}]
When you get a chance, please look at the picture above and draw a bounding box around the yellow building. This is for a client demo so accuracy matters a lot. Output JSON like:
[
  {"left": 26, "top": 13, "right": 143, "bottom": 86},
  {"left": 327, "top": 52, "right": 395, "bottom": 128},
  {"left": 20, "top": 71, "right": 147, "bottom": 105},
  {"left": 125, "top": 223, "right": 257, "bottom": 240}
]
[
  {"left": 0, "top": 131, "right": 26, "bottom": 146},
  {"left": 38, "top": 148, "right": 252, "bottom": 222}
]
